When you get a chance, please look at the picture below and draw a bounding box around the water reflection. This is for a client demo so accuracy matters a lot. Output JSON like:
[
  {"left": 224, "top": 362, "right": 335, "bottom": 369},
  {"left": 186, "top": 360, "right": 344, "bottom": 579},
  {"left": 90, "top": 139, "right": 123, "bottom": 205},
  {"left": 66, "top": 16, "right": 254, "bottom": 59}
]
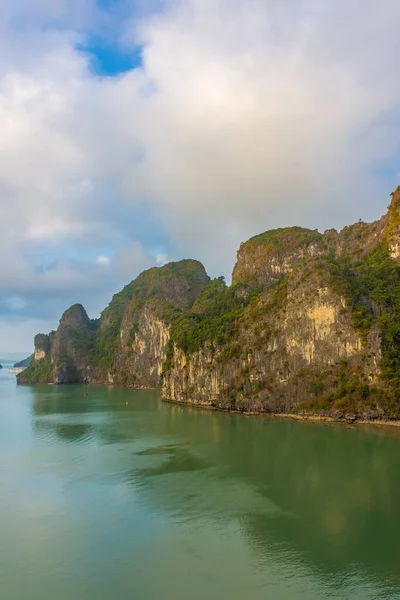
[{"left": 26, "top": 384, "right": 400, "bottom": 598}]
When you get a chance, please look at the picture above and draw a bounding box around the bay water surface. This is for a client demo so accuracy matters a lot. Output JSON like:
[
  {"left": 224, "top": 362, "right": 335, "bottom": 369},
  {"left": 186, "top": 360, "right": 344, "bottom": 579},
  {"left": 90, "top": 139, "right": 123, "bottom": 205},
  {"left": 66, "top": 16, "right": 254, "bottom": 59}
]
[{"left": 1, "top": 362, "right": 400, "bottom": 599}]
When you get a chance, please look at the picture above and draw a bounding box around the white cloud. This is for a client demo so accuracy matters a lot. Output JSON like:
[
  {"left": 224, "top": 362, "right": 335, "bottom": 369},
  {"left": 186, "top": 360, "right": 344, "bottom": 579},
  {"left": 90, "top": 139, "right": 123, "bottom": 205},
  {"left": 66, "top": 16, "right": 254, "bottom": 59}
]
[
  {"left": 96, "top": 255, "right": 111, "bottom": 266},
  {"left": 156, "top": 253, "right": 168, "bottom": 266},
  {"left": 1, "top": 0, "right": 400, "bottom": 349},
  {"left": 124, "top": 0, "right": 400, "bottom": 270}
]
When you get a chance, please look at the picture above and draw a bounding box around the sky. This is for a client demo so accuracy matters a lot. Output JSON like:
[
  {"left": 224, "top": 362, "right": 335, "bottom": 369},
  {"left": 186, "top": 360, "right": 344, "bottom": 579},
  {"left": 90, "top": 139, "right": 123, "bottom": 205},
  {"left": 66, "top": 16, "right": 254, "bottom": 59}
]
[{"left": 1, "top": 0, "right": 400, "bottom": 352}]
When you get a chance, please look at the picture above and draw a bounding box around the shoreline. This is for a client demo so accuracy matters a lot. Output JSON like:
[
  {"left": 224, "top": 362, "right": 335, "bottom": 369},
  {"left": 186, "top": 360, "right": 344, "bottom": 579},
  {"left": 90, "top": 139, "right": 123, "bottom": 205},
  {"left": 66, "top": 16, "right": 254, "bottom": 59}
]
[
  {"left": 16, "top": 379, "right": 400, "bottom": 429},
  {"left": 161, "top": 397, "right": 400, "bottom": 428}
]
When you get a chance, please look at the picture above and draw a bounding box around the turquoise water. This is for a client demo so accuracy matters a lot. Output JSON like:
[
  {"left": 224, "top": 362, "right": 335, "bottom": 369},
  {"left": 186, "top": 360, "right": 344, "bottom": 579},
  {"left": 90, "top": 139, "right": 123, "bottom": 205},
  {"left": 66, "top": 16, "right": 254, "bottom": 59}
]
[{"left": 1, "top": 363, "right": 400, "bottom": 599}]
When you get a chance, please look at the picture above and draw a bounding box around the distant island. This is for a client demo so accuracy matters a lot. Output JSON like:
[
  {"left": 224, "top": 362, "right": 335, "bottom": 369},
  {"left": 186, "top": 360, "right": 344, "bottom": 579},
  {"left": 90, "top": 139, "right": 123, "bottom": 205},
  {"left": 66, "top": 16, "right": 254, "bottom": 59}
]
[
  {"left": 13, "top": 355, "right": 33, "bottom": 369},
  {"left": 18, "top": 187, "right": 400, "bottom": 422}
]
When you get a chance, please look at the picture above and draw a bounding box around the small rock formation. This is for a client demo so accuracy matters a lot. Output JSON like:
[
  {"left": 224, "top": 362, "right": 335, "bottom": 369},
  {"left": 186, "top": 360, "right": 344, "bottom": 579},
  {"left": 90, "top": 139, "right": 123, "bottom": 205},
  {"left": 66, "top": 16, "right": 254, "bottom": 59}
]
[
  {"left": 34, "top": 333, "right": 52, "bottom": 361},
  {"left": 18, "top": 189, "right": 400, "bottom": 420},
  {"left": 51, "top": 304, "right": 96, "bottom": 384},
  {"left": 18, "top": 305, "right": 97, "bottom": 385}
]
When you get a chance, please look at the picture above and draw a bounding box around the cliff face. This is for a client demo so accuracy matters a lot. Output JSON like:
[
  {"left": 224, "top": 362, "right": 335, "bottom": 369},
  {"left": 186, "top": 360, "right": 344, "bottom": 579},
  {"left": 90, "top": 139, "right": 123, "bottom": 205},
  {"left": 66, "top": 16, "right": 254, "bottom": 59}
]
[
  {"left": 162, "top": 188, "right": 400, "bottom": 418},
  {"left": 18, "top": 305, "right": 97, "bottom": 384},
  {"left": 19, "top": 260, "right": 209, "bottom": 387},
  {"left": 232, "top": 227, "right": 323, "bottom": 288},
  {"left": 387, "top": 187, "right": 400, "bottom": 260},
  {"left": 19, "top": 189, "right": 400, "bottom": 419},
  {"left": 108, "top": 302, "right": 171, "bottom": 387},
  {"left": 92, "top": 259, "right": 210, "bottom": 386},
  {"left": 162, "top": 262, "right": 380, "bottom": 416},
  {"left": 51, "top": 305, "right": 97, "bottom": 384}
]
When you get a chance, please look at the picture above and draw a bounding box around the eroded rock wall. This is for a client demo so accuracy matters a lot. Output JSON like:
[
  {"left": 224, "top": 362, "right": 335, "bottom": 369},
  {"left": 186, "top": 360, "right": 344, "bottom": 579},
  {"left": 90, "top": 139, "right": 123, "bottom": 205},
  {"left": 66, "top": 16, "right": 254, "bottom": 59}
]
[{"left": 161, "top": 263, "right": 380, "bottom": 413}]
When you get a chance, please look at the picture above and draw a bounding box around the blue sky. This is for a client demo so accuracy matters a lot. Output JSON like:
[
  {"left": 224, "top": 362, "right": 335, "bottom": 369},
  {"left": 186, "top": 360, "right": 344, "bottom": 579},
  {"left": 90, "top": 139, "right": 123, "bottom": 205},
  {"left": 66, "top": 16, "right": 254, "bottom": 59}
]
[
  {"left": 75, "top": 0, "right": 146, "bottom": 75},
  {"left": 76, "top": 38, "right": 143, "bottom": 76},
  {"left": 1, "top": 0, "right": 400, "bottom": 351}
]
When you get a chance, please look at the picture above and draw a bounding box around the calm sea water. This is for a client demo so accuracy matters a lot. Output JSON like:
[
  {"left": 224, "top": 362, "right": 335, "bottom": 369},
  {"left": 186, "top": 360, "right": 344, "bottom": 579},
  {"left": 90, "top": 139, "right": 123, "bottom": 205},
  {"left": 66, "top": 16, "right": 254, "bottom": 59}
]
[{"left": 1, "top": 362, "right": 400, "bottom": 599}]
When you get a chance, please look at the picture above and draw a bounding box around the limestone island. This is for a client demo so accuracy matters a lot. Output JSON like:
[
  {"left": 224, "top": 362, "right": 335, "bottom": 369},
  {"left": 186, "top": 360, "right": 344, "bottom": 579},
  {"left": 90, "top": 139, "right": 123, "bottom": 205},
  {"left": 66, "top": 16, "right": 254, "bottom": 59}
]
[{"left": 18, "top": 187, "right": 400, "bottom": 423}]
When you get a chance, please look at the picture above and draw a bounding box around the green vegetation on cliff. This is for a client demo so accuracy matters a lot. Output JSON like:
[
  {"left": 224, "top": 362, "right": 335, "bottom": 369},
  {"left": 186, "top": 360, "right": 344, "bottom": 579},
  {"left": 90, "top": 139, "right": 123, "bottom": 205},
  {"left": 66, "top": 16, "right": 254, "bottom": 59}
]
[
  {"left": 17, "top": 307, "right": 97, "bottom": 385},
  {"left": 329, "top": 242, "right": 400, "bottom": 389},
  {"left": 190, "top": 276, "right": 226, "bottom": 314},
  {"left": 94, "top": 295, "right": 130, "bottom": 367},
  {"left": 293, "top": 239, "right": 400, "bottom": 417},
  {"left": 163, "top": 279, "right": 260, "bottom": 366},
  {"left": 117, "top": 259, "right": 209, "bottom": 304},
  {"left": 18, "top": 356, "right": 54, "bottom": 384},
  {"left": 241, "top": 226, "right": 322, "bottom": 252},
  {"left": 94, "top": 259, "right": 210, "bottom": 370},
  {"left": 68, "top": 322, "right": 98, "bottom": 356},
  {"left": 34, "top": 333, "right": 52, "bottom": 353},
  {"left": 301, "top": 362, "right": 400, "bottom": 419},
  {"left": 17, "top": 186, "right": 400, "bottom": 420},
  {"left": 232, "top": 226, "right": 324, "bottom": 287}
]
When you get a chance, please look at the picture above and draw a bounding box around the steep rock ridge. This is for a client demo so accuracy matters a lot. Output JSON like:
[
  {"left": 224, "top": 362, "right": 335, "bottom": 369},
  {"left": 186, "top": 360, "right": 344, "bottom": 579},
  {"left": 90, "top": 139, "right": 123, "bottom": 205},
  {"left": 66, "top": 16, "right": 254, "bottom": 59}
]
[
  {"left": 18, "top": 189, "right": 400, "bottom": 419},
  {"left": 18, "top": 333, "right": 54, "bottom": 384},
  {"left": 19, "top": 260, "right": 210, "bottom": 386},
  {"left": 162, "top": 190, "right": 400, "bottom": 418},
  {"left": 93, "top": 260, "right": 210, "bottom": 385},
  {"left": 33, "top": 333, "right": 52, "bottom": 361},
  {"left": 232, "top": 227, "right": 323, "bottom": 288},
  {"left": 162, "top": 260, "right": 379, "bottom": 414},
  {"left": 387, "top": 186, "right": 400, "bottom": 260},
  {"left": 108, "top": 301, "right": 172, "bottom": 387},
  {"left": 51, "top": 305, "right": 97, "bottom": 384},
  {"left": 19, "top": 305, "right": 97, "bottom": 384}
]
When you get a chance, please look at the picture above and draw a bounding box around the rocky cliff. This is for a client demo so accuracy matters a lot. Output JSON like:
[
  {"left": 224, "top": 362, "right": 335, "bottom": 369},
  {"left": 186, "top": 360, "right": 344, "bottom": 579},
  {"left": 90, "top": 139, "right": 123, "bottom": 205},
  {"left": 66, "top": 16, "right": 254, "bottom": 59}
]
[
  {"left": 19, "top": 260, "right": 209, "bottom": 387},
  {"left": 232, "top": 227, "right": 323, "bottom": 288},
  {"left": 18, "top": 305, "right": 97, "bottom": 384},
  {"left": 162, "top": 188, "right": 400, "bottom": 418},
  {"left": 19, "top": 188, "right": 400, "bottom": 419}
]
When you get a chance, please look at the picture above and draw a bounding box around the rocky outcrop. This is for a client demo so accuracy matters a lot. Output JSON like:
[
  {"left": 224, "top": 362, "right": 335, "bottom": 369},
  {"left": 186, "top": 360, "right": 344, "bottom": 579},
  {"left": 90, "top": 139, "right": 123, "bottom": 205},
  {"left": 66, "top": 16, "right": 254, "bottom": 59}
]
[
  {"left": 18, "top": 306, "right": 96, "bottom": 385},
  {"left": 109, "top": 301, "right": 171, "bottom": 387},
  {"left": 34, "top": 333, "right": 52, "bottom": 361},
  {"left": 51, "top": 304, "right": 96, "bottom": 384},
  {"left": 387, "top": 186, "right": 400, "bottom": 260},
  {"left": 19, "top": 260, "right": 209, "bottom": 386},
  {"left": 18, "top": 189, "right": 400, "bottom": 419},
  {"left": 92, "top": 259, "right": 210, "bottom": 386},
  {"left": 161, "top": 189, "right": 400, "bottom": 418},
  {"left": 232, "top": 227, "right": 323, "bottom": 288},
  {"left": 162, "top": 260, "right": 380, "bottom": 415}
]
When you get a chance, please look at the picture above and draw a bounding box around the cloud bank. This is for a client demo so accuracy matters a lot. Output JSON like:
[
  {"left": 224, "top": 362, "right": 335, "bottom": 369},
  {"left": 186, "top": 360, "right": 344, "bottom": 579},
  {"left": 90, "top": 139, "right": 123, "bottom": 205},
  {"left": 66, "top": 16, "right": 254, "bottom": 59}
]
[{"left": 1, "top": 0, "right": 400, "bottom": 350}]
